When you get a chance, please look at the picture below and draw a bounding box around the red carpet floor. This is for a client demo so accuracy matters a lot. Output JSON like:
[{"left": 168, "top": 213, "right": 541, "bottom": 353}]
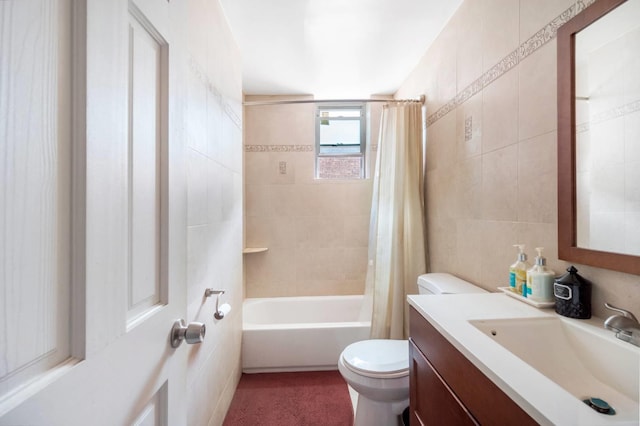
[{"left": 223, "top": 371, "right": 354, "bottom": 426}]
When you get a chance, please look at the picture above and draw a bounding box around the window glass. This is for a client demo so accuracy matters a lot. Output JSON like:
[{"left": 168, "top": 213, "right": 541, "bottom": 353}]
[{"left": 315, "top": 104, "right": 366, "bottom": 179}]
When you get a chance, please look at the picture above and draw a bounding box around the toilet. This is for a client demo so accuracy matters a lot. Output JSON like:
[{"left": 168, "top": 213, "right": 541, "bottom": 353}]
[{"left": 338, "top": 273, "right": 487, "bottom": 426}]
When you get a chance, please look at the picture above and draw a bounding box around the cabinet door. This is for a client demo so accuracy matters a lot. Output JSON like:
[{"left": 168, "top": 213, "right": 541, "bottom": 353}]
[{"left": 410, "top": 340, "right": 478, "bottom": 426}]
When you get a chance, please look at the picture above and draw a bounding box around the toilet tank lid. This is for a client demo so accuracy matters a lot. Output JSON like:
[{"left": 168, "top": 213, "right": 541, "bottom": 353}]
[{"left": 417, "top": 273, "right": 486, "bottom": 294}]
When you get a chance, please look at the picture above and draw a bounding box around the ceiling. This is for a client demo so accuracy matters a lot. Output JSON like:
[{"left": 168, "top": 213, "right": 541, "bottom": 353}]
[{"left": 219, "top": 0, "right": 463, "bottom": 98}]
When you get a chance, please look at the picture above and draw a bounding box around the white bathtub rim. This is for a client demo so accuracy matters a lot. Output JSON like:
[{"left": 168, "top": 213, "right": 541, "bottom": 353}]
[
  {"left": 243, "top": 321, "right": 371, "bottom": 331},
  {"left": 243, "top": 294, "right": 365, "bottom": 303},
  {"left": 243, "top": 294, "right": 370, "bottom": 327}
]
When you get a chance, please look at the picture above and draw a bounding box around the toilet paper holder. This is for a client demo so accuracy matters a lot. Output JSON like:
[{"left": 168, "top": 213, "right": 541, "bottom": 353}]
[{"left": 204, "top": 289, "right": 229, "bottom": 320}]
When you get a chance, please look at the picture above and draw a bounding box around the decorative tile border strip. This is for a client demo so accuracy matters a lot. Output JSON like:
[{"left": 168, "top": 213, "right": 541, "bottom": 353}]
[
  {"left": 576, "top": 99, "right": 640, "bottom": 134},
  {"left": 224, "top": 103, "right": 242, "bottom": 128},
  {"left": 245, "top": 144, "right": 380, "bottom": 153},
  {"left": 592, "top": 99, "right": 640, "bottom": 124},
  {"left": 576, "top": 122, "right": 590, "bottom": 133},
  {"left": 426, "top": 0, "right": 597, "bottom": 128},
  {"left": 188, "top": 55, "right": 242, "bottom": 129},
  {"left": 244, "top": 144, "right": 314, "bottom": 152}
]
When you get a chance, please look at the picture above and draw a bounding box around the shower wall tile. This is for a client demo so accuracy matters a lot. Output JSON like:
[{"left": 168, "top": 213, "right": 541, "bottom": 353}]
[
  {"left": 206, "top": 90, "right": 223, "bottom": 161},
  {"left": 396, "top": 0, "right": 640, "bottom": 318},
  {"left": 207, "top": 162, "right": 223, "bottom": 224},
  {"left": 480, "top": 220, "right": 519, "bottom": 287},
  {"left": 517, "top": 131, "right": 557, "bottom": 223},
  {"left": 482, "top": 69, "right": 519, "bottom": 153},
  {"left": 455, "top": 0, "right": 484, "bottom": 92},
  {"left": 518, "top": 42, "right": 557, "bottom": 141},
  {"left": 244, "top": 152, "right": 270, "bottom": 185},
  {"left": 426, "top": 109, "right": 456, "bottom": 172},
  {"left": 187, "top": 224, "right": 210, "bottom": 292},
  {"left": 517, "top": 221, "right": 560, "bottom": 272},
  {"left": 482, "top": 144, "right": 518, "bottom": 221},
  {"left": 433, "top": 23, "right": 459, "bottom": 114},
  {"left": 312, "top": 185, "right": 348, "bottom": 216},
  {"left": 188, "top": 150, "right": 210, "bottom": 226},
  {"left": 221, "top": 114, "right": 243, "bottom": 171},
  {"left": 270, "top": 186, "right": 301, "bottom": 217},
  {"left": 269, "top": 153, "right": 296, "bottom": 185},
  {"left": 183, "top": 0, "right": 243, "bottom": 424},
  {"left": 342, "top": 248, "right": 369, "bottom": 281},
  {"left": 266, "top": 216, "right": 298, "bottom": 248},
  {"left": 343, "top": 215, "right": 370, "bottom": 248},
  {"left": 428, "top": 167, "right": 458, "bottom": 220},
  {"left": 292, "top": 152, "right": 316, "bottom": 185},
  {"left": 245, "top": 248, "right": 297, "bottom": 286},
  {"left": 482, "top": 0, "right": 520, "bottom": 73},
  {"left": 244, "top": 103, "right": 315, "bottom": 146},
  {"left": 455, "top": 91, "right": 483, "bottom": 159},
  {"left": 245, "top": 184, "right": 271, "bottom": 218},
  {"left": 455, "top": 219, "right": 484, "bottom": 281},
  {"left": 244, "top": 216, "right": 269, "bottom": 249},
  {"left": 295, "top": 216, "right": 345, "bottom": 249},
  {"left": 243, "top": 98, "right": 379, "bottom": 297},
  {"left": 295, "top": 248, "right": 346, "bottom": 281},
  {"left": 519, "top": 0, "right": 576, "bottom": 44},
  {"left": 343, "top": 182, "right": 374, "bottom": 216},
  {"left": 455, "top": 156, "right": 483, "bottom": 220},
  {"left": 296, "top": 280, "right": 364, "bottom": 297},
  {"left": 427, "top": 214, "right": 458, "bottom": 274},
  {"left": 186, "top": 71, "right": 208, "bottom": 155}
]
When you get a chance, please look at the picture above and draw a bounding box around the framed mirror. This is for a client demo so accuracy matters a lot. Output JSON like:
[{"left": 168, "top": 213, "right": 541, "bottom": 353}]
[{"left": 557, "top": 0, "right": 640, "bottom": 275}]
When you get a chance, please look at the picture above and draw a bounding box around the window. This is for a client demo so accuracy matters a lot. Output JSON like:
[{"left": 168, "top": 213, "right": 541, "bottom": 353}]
[{"left": 315, "top": 103, "right": 366, "bottom": 179}]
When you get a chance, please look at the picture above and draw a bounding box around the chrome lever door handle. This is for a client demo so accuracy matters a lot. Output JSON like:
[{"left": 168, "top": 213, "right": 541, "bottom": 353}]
[{"left": 170, "top": 319, "right": 206, "bottom": 348}]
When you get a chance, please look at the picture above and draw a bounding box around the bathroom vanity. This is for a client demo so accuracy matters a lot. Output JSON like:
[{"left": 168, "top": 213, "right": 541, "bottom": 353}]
[
  {"left": 407, "top": 293, "right": 640, "bottom": 426},
  {"left": 409, "top": 307, "right": 536, "bottom": 425}
]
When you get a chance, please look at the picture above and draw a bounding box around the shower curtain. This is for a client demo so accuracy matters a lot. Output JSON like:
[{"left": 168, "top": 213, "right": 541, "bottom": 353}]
[{"left": 365, "top": 102, "right": 428, "bottom": 339}]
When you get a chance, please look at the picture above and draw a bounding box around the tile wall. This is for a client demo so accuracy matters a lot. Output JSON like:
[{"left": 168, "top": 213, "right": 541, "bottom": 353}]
[
  {"left": 243, "top": 96, "right": 384, "bottom": 297},
  {"left": 184, "top": 1, "right": 243, "bottom": 424},
  {"left": 396, "top": 0, "right": 640, "bottom": 318}
]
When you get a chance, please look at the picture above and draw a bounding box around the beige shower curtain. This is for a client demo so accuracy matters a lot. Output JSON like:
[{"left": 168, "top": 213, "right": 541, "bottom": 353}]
[{"left": 364, "top": 102, "right": 428, "bottom": 339}]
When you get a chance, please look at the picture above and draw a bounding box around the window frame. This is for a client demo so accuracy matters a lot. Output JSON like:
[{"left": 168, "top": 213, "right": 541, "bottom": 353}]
[{"left": 315, "top": 103, "right": 367, "bottom": 179}]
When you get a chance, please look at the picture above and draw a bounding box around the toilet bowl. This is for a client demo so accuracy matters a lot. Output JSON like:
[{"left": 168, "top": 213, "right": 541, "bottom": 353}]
[
  {"left": 338, "top": 339, "right": 409, "bottom": 426},
  {"left": 338, "top": 273, "right": 486, "bottom": 426}
]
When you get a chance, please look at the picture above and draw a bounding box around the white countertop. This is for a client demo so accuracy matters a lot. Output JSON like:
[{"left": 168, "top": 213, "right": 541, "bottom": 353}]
[{"left": 408, "top": 293, "right": 640, "bottom": 426}]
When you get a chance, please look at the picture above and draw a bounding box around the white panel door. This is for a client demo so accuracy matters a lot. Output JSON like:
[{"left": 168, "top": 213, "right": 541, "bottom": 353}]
[{"left": 0, "top": 0, "right": 188, "bottom": 424}]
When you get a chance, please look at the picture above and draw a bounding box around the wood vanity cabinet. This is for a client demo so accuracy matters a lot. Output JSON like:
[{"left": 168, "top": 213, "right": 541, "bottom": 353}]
[{"left": 409, "top": 307, "right": 538, "bottom": 426}]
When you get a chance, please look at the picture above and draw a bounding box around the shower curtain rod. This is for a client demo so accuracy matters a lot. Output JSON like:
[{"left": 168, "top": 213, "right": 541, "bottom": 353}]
[{"left": 243, "top": 95, "right": 425, "bottom": 107}]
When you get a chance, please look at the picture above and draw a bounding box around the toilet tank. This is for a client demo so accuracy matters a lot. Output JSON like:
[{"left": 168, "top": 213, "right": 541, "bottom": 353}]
[{"left": 417, "top": 273, "right": 487, "bottom": 295}]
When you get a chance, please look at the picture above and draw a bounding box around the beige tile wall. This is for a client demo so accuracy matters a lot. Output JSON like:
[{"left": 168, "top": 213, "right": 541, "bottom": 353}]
[
  {"left": 243, "top": 97, "right": 383, "bottom": 297},
  {"left": 396, "top": 0, "right": 640, "bottom": 319},
  {"left": 184, "top": 0, "right": 243, "bottom": 424}
]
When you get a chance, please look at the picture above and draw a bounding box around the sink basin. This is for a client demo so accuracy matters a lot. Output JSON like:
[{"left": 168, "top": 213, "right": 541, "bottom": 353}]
[{"left": 470, "top": 316, "right": 639, "bottom": 420}]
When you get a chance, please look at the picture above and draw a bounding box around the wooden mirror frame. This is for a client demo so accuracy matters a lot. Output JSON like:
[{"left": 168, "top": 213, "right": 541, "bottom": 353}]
[{"left": 557, "top": 0, "right": 640, "bottom": 275}]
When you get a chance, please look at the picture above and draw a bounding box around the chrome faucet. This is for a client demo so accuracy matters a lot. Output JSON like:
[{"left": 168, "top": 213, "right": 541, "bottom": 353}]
[{"left": 604, "top": 303, "right": 640, "bottom": 347}]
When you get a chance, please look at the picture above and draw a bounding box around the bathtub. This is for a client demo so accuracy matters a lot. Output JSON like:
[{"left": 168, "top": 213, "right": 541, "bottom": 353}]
[{"left": 242, "top": 295, "right": 371, "bottom": 373}]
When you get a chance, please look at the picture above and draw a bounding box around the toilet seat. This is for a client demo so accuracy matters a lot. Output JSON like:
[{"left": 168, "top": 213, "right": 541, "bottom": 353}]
[{"left": 341, "top": 339, "right": 409, "bottom": 379}]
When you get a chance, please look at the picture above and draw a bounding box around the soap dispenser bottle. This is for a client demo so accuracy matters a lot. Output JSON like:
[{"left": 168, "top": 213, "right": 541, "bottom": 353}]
[
  {"left": 526, "top": 247, "right": 555, "bottom": 302},
  {"left": 509, "top": 245, "right": 530, "bottom": 296}
]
